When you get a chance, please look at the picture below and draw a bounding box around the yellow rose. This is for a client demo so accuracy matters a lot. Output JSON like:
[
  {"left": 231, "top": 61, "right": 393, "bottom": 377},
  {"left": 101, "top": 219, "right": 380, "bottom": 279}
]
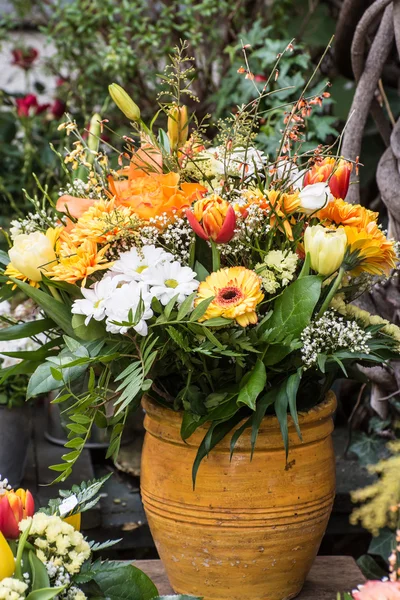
[
  {"left": 9, "top": 230, "right": 57, "bottom": 282},
  {"left": 304, "top": 224, "right": 347, "bottom": 276}
]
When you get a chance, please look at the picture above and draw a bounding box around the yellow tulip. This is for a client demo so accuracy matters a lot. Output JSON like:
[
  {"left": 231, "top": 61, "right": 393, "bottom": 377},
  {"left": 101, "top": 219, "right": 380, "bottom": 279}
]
[
  {"left": 167, "top": 104, "right": 189, "bottom": 150},
  {"left": 63, "top": 513, "right": 81, "bottom": 531},
  {"left": 0, "top": 532, "right": 15, "bottom": 580},
  {"left": 304, "top": 225, "right": 347, "bottom": 276},
  {"left": 108, "top": 84, "right": 140, "bottom": 121}
]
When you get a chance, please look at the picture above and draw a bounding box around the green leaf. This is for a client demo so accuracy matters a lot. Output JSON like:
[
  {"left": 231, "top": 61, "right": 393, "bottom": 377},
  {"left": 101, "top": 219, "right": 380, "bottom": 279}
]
[
  {"left": 349, "top": 432, "right": 386, "bottom": 467},
  {"left": 27, "top": 351, "right": 88, "bottom": 398},
  {"left": 92, "top": 563, "right": 158, "bottom": 600},
  {"left": 154, "top": 597, "right": 202, "bottom": 599},
  {"left": 202, "top": 317, "right": 233, "bottom": 327},
  {"left": 237, "top": 359, "right": 266, "bottom": 411},
  {"left": 194, "top": 260, "right": 209, "bottom": 282},
  {"left": 25, "top": 587, "right": 66, "bottom": 600},
  {"left": 266, "top": 275, "right": 322, "bottom": 340},
  {"left": 181, "top": 395, "right": 238, "bottom": 440},
  {"left": 356, "top": 555, "right": 387, "bottom": 580},
  {"left": 368, "top": 528, "right": 396, "bottom": 561},
  {"left": 29, "top": 551, "right": 50, "bottom": 590},
  {"left": 177, "top": 293, "right": 197, "bottom": 321},
  {"left": 189, "top": 296, "right": 214, "bottom": 322},
  {"left": 0, "top": 250, "right": 10, "bottom": 267},
  {"left": 10, "top": 278, "right": 75, "bottom": 337},
  {"left": 71, "top": 314, "right": 106, "bottom": 341},
  {"left": 298, "top": 253, "right": 310, "bottom": 278},
  {"left": 286, "top": 370, "right": 302, "bottom": 440},
  {"left": 0, "top": 318, "right": 55, "bottom": 341},
  {"left": 274, "top": 381, "right": 289, "bottom": 458},
  {"left": 192, "top": 412, "right": 244, "bottom": 487}
]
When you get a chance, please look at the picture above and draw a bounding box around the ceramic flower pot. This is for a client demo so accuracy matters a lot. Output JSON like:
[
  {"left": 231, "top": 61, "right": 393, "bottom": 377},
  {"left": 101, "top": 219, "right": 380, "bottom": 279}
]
[{"left": 141, "top": 392, "right": 337, "bottom": 600}]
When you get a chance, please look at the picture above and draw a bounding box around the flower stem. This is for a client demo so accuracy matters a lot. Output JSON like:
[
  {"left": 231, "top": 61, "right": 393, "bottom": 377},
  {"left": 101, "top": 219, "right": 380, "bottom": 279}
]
[
  {"left": 317, "top": 266, "right": 345, "bottom": 319},
  {"left": 210, "top": 240, "right": 220, "bottom": 272}
]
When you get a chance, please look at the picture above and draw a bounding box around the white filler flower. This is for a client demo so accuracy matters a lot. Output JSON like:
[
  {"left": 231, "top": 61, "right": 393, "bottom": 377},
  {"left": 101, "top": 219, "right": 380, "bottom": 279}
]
[{"left": 144, "top": 261, "right": 199, "bottom": 305}]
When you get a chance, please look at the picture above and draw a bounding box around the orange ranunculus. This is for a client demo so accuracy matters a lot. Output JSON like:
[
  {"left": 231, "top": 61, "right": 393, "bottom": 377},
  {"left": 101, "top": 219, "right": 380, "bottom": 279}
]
[
  {"left": 186, "top": 194, "right": 236, "bottom": 243},
  {"left": 109, "top": 171, "right": 206, "bottom": 222},
  {"left": 316, "top": 198, "right": 379, "bottom": 229},
  {"left": 0, "top": 487, "right": 34, "bottom": 539},
  {"left": 303, "top": 157, "right": 352, "bottom": 199}
]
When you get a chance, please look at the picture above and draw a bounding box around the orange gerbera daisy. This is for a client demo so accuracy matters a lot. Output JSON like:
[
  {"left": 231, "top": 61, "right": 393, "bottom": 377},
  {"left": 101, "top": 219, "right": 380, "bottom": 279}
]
[
  {"left": 316, "top": 198, "right": 378, "bottom": 229},
  {"left": 344, "top": 223, "right": 397, "bottom": 276},
  {"left": 108, "top": 171, "right": 206, "bottom": 223},
  {"left": 50, "top": 236, "right": 113, "bottom": 286},
  {"left": 194, "top": 266, "right": 264, "bottom": 327}
]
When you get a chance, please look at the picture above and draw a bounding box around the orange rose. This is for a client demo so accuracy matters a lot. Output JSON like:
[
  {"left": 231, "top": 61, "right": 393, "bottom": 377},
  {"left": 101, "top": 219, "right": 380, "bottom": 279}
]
[{"left": 109, "top": 172, "right": 206, "bottom": 221}]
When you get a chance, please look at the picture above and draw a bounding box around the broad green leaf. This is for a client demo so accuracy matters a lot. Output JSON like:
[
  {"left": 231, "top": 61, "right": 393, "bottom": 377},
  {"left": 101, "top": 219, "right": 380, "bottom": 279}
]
[
  {"left": 194, "top": 260, "right": 209, "bottom": 282},
  {"left": 368, "top": 528, "right": 397, "bottom": 561},
  {"left": 266, "top": 275, "right": 322, "bottom": 340},
  {"left": 0, "top": 250, "right": 10, "bottom": 267},
  {"left": 93, "top": 563, "right": 158, "bottom": 600},
  {"left": 356, "top": 555, "right": 387, "bottom": 580},
  {"left": 27, "top": 352, "right": 87, "bottom": 398},
  {"left": 26, "top": 587, "right": 66, "bottom": 600},
  {"left": 237, "top": 359, "right": 266, "bottom": 410},
  {"left": 181, "top": 395, "right": 238, "bottom": 440},
  {"left": 298, "top": 252, "right": 310, "bottom": 278},
  {"left": 0, "top": 318, "right": 55, "bottom": 341},
  {"left": 202, "top": 317, "right": 233, "bottom": 327},
  {"left": 10, "top": 278, "right": 75, "bottom": 337},
  {"left": 177, "top": 293, "right": 197, "bottom": 321},
  {"left": 71, "top": 314, "right": 106, "bottom": 341}
]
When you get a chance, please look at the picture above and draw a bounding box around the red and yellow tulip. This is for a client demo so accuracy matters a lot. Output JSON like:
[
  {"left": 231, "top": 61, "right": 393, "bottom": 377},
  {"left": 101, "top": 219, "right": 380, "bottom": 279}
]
[
  {"left": 303, "top": 157, "right": 352, "bottom": 200},
  {"left": 186, "top": 194, "right": 236, "bottom": 244},
  {"left": 0, "top": 488, "right": 34, "bottom": 539}
]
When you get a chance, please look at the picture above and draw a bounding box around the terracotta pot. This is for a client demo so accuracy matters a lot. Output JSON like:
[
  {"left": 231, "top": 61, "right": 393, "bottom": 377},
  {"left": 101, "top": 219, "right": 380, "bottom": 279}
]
[{"left": 141, "top": 392, "right": 337, "bottom": 600}]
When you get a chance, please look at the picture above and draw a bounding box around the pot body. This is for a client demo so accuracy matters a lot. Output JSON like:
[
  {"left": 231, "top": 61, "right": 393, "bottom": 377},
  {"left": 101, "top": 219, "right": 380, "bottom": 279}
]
[
  {"left": 141, "top": 392, "right": 336, "bottom": 600},
  {"left": 0, "top": 405, "right": 32, "bottom": 488}
]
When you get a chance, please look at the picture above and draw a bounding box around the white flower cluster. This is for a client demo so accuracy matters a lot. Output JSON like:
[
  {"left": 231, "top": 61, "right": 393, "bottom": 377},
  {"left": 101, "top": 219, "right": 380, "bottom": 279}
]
[
  {"left": 256, "top": 250, "right": 298, "bottom": 294},
  {"left": 45, "top": 563, "right": 86, "bottom": 600},
  {"left": 0, "top": 579, "right": 28, "bottom": 600},
  {"left": 300, "top": 311, "right": 373, "bottom": 369},
  {"left": 221, "top": 203, "right": 271, "bottom": 259},
  {"left": 183, "top": 146, "right": 266, "bottom": 187},
  {"left": 141, "top": 214, "right": 195, "bottom": 263},
  {"left": 19, "top": 513, "right": 91, "bottom": 575},
  {"left": 72, "top": 245, "right": 199, "bottom": 336},
  {"left": 58, "top": 179, "right": 103, "bottom": 201},
  {"left": 9, "top": 211, "right": 59, "bottom": 240}
]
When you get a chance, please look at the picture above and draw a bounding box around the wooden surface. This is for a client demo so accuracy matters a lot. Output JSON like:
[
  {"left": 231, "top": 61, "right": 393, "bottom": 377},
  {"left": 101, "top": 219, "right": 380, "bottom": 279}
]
[{"left": 134, "top": 557, "right": 365, "bottom": 598}]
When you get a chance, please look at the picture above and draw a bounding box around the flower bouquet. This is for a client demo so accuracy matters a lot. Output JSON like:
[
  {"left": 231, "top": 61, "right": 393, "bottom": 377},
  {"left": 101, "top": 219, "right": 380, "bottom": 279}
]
[
  {"left": 0, "top": 474, "right": 197, "bottom": 600},
  {"left": 1, "top": 43, "right": 400, "bottom": 599}
]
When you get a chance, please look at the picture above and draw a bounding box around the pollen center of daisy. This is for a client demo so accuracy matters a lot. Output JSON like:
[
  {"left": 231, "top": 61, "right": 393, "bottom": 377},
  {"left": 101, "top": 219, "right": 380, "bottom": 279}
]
[
  {"left": 216, "top": 286, "right": 244, "bottom": 305},
  {"left": 135, "top": 265, "right": 148, "bottom": 273},
  {"left": 165, "top": 278, "right": 179, "bottom": 288}
]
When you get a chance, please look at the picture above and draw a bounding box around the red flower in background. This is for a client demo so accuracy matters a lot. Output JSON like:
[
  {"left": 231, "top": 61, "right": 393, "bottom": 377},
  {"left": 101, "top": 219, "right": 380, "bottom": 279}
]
[
  {"left": 16, "top": 94, "right": 50, "bottom": 118},
  {"left": 49, "top": 98, "right": 66, "bottom": 119},
  {"left": 11, "top": 47, "right": 38, "bottom": 70}
]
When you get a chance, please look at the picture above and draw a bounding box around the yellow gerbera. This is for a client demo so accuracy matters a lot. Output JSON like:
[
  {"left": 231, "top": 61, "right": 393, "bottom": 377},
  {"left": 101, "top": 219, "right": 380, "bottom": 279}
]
[
  {"left": 344, "top": 223, "right": 397, "bottom": 276},
  {"left": 195, "top": 266, "right": 264, "bottom": 327},
  {"left": 316, "top": 198, "right": 378, "bottom": 229},
  {"left": 50, "top": 236, "right": 113, "bottom": 286},
  {"left": 67, "top": 198, "right": 140, "bottom": 246}
]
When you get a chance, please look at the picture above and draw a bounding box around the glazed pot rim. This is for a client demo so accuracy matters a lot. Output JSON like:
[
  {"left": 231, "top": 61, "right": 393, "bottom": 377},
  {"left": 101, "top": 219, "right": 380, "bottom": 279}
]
[{"left": 142, "top": 389, "right": 337, "bottom": 434}]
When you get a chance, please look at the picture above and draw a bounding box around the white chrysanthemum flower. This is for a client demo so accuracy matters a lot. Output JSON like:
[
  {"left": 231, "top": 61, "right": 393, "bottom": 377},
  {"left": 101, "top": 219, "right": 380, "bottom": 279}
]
[
  {"left": 104, "top": 281, "right": 153, "bottom": 336},
  {"left": 71, "top": 275, "right": 121, "bottom": 325},
  {"left": 0, "top": 578, "right": 28, "bottom": 600},
  {"left": 111, "top": 244, "right": 173, "bottom": 281},
  {"left": 144, "top": 261, "right": 199, "bottom": 305}
]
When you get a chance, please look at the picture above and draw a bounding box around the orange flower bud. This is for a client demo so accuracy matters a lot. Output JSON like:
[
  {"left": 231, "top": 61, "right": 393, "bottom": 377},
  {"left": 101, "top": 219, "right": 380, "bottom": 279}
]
[
  {"left": 168, "top": 104, "right": 189, "bottom": 151},
  {"left": 0, "top": 488, "right": 34, "bottom": 539},
  {"left": 186, "top": 195, "right": 236, "bottom": 244},
  {"left": 303, "top": 157, "right": 352, "bottom": 200}
]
